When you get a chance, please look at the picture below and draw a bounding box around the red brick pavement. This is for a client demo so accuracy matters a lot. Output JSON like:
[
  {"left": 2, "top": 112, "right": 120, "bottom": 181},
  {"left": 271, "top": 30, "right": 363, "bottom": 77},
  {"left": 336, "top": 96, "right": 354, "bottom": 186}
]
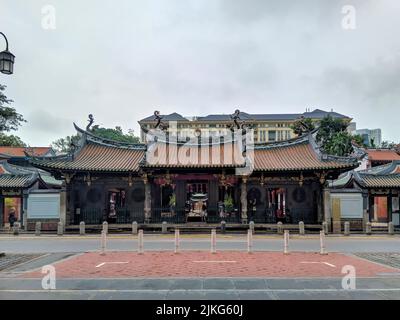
[{"left": 21, "top": 251, "right": 399, "bottom": 278}]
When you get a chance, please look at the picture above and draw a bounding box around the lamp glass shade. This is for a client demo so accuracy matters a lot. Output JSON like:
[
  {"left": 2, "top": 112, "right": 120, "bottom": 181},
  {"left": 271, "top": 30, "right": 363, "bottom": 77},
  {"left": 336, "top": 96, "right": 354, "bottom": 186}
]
[{"left": 0, "top": 50, "right": 15, "bottom": 74}]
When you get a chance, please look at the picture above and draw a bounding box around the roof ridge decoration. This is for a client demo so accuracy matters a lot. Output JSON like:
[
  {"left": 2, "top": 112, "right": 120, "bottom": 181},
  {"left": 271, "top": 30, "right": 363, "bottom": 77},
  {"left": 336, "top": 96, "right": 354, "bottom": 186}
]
[
  {"left": 73, "top": 123, "right": 146, "bottom": 150},
  {"left": 357, "top": 160, "right": 400, "bottom": 176}
]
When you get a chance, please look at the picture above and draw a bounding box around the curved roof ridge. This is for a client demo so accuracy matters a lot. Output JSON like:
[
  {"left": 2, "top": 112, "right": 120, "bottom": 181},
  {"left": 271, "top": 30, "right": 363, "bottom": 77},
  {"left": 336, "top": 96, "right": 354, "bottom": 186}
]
[{"left": 73, "top": 123, "right": 146, "bottom": 150}]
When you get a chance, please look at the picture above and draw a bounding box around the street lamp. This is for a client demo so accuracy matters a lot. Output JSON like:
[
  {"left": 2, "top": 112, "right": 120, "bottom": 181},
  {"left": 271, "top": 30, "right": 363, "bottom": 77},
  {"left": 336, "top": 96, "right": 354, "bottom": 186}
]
[{"left": 0, "top": 32, "right": 15, "bottom": 75}]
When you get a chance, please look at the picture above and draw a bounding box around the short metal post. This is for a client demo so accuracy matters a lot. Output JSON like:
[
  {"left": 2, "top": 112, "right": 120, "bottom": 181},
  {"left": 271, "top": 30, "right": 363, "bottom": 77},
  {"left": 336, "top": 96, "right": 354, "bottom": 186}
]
[
  {"left": 344, "top": 221, "right": 350, "bottom": 236},
  {"left": 132, "top": 221, "right": 138, "bottom": 235},
  {"left": 284, "top": 230, "right": 289, "bottom": 254},
  {"left": 299, "top": 221, "right": 305, "bottom": 235},
  {"left": 79, "top": 221, "right": 85, "bottom": 236},
  {"left": 57, "top": 221, "right": 63, "bottom": 236},
  {"left": 247, "top": 229, "right": 253, "bottom": 253},
  {"left": 100, "top": 230, "right": 106, "bottom": 255},
  {"left": 211, "top": 228, "right": 217, "bottom": 254},
  {"left": 174, "top": 228, "right": 180, "bottom": 254},
  {"left": 138, "top": 229, "right": 144, "bottom": 254},
  {"left": 320, "top": 230, "right": 327, "bottom": 255}
]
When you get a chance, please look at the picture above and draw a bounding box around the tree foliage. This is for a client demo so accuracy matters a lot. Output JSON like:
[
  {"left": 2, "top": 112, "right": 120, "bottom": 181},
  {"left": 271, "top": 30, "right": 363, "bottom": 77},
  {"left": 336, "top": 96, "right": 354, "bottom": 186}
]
[
  {"left": 0, "top": 84, "right": 26, "bottom": 132},
  {"left": 351, "top": 134, "right": 367, "bottom": 148},
  {"left": 0, "top": 133, "right": 26, "bottom": 147},
  {"left": 52, "top": 135, "right": 80, "bottom": 153},
  {"left": 316, "top": 115, "right": 354, "bottom": 157},
  {"left": 52, "top": 125, "right": 140, "bottom": 153},
  {"left": 90, "top": 125, "right": 140, "bottom": 144},
  {"left": 290, "top": 117, "right": 315, "bottom": 135}
]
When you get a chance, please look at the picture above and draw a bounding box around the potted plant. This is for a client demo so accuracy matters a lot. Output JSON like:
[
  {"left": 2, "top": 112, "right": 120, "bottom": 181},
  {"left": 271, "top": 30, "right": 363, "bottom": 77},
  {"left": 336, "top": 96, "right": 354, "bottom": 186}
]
[
  {"left": 169, "top": 194, "right": 176, "bottom": 215},
  {"left": 224, "top": 194, "right": 234, "bottom": 214}
]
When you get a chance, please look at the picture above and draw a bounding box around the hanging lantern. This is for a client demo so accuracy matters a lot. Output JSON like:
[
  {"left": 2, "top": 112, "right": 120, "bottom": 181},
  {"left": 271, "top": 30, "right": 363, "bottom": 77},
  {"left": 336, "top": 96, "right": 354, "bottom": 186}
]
[{"left": 0, "top": 32, "right": 15, "bottom": 75}]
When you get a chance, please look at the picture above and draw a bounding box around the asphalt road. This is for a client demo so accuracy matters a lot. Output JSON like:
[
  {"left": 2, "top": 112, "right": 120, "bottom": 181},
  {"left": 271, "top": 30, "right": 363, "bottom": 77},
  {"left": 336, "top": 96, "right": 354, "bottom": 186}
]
[
  {"left": 2, "top": 277, "right": 400, "bottom": 300},
  {"left": 1, "top": 234, "right": 400, "bottom": 253}
]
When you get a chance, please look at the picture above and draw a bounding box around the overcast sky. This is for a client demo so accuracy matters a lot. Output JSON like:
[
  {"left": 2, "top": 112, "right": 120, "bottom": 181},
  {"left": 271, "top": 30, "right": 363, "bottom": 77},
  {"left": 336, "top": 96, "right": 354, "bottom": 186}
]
[{"left": 1, "top": 0, "right": 399, "bottom": 146}]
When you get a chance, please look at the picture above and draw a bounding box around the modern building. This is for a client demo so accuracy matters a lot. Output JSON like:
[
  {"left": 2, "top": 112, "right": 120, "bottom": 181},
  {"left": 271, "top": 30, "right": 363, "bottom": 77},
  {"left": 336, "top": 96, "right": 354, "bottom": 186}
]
[
  {"left": 354, "top": 128, "right": 382, "bottom": 147},
  {"left": 30, "top": 113, "right": 358, "bottom": 232},
  {"left": 138, "top": 109, "right": 351, "bottom": 143}
]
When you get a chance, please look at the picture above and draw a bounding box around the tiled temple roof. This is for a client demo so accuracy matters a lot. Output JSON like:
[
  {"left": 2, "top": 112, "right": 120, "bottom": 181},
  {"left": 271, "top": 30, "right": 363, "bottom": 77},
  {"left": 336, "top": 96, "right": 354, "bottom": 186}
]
[
  {"left": 0, "top": 161, "right": 39, "bottom": 188},
  {"left": 354, "top": 161, "right": 400, "bottom": 188},
  {"left": 366, "top": 149, "right": 400, "bottom": 162},
  {"left": 30, "top": 124, "right": 358, "bottom": 173}
]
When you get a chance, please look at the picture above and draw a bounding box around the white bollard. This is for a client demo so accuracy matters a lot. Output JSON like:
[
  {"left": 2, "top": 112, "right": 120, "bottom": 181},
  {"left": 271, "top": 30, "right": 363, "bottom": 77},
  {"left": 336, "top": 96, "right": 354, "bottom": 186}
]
[
  {"left": 249, "top": 221, "right": 255, "bottom": 235},
  {"left": 174, "top": 228, "right": 180, "bottom": 254},
  {"left": 388, "top": 222, "right": 394, "bottom": 235},
  {"left": 247, "top": 229, "right": 253, "bottom": 253},
  {"left": 12, "top": 222, "right": 20, "bottom": 236},
  {"left": 366, "top": 222, "right": 372, "bottom": 235},
  {"left": 344, "top": 221, "right": 350, "bottom": 236},
  {"left": 211, "top": 228, "right": 217, "bottom": 254},
  {"left": 138, "top": 229, "right": 144, "bottom": 254},
  {"left": 100, "top": 230, "right": 106, "bottom": 255},
  {"left": 132, "top": 221, "right": 138, "bottom": 235},
  {"left": 162, "top": 221, "right": 167, "bottom": 234},
  {"left": 35, "top": 222, "right": 41, "bottom": 236},
  {"left": 299, "top": 221, "right": 305, "bottom": 235},
  {"left": 277, "top": 221, "right": 283, "bottom": 234},
  {"left": 320, "top": 230, "right": 327, "bottom": 255},
  {"left": 79, "top": 221, "right": 85, "bottom": 236},
  {"left": 102, "top": 221, "right": 108, "bottom": 234},
  {"left": 57, "top": 221, "right": 63, "bottom": 236},
  {"left": 284, "top": 230, "right": 289, "bottom": 254}
]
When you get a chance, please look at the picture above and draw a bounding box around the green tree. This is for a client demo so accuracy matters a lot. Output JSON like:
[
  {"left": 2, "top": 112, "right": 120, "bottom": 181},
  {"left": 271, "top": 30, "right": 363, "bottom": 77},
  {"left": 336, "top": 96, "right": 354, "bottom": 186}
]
[
  {"left": 52, "top": 135, "right": 80, "bottom": 153},
  {"left": 0, "top": 84, "right": 26, "bottom": 132},
  {"left": 352, "top": 134, "right": 367, "bottom": 147},
  {"left": 380, "top": 140, "right": 396, "bottom": 149},
  {"left": 90, "top": 125, "right": 140, "bottom": 144},
  {"left": 0, "top": 133, "right": 26, "bottom": 147},
  {"left": 316, "top": 115, "right": 354, "bottom": 156},
  {"left": 52, "top": 126, "right": 140, "bottom": 153},
  {"left": 290, "top": 117, "right": 315, "bottom": 135}
]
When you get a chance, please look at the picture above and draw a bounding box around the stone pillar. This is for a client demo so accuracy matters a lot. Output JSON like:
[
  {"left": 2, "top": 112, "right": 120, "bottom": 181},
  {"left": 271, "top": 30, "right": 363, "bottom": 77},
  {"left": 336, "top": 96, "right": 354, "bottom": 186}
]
[
  {"left": 277, "top": 221, "right": 283, "bottom": 234},
  {"left": 144, "top": 178, "right": 151, "bottom": 224},
  {"left": 240, "top": 177, "right": 248, "bottom": 224},
  {"left": 60, "top": 187, "right": 67, "bottom": 229},
  {"left": 13, "top": 222, "right": 20, "bottom": 236},
  {"left": 322, "top": 188, "right": 332, "bottom": 233},
  {"left": 365, "top": 221, "right": 372, "bottom": 235},
  {"left": 362, "top": 192, "right": 369, "bottom": 232}
]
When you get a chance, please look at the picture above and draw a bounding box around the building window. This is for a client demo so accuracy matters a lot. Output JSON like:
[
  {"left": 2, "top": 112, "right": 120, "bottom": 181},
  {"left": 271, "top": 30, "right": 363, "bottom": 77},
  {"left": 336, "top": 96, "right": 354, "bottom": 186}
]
[{"left": 268, "top": 130, "right": 276, "bottom": 142}]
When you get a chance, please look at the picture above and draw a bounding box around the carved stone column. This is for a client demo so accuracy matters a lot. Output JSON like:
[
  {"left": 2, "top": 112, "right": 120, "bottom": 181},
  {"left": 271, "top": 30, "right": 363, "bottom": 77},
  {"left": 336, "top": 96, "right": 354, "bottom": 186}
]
[
  {"left": 143, "top": 176, "right": 151, "bottom": 223},
  {"left": 362, "top": 191, "right": 369, "bottom": 231},
  {"left": 241, "top": 177, "right": 248, "bottom": 224}
]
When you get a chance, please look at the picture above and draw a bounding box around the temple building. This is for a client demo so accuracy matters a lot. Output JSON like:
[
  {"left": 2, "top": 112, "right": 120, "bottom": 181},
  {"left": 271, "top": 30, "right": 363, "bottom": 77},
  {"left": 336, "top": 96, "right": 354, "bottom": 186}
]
[
  {"left": 330, "top": 161, "right": 400, "bottom": 230},
  {"left": 29, "top": 113, "right": 358, "bottom": 231}
]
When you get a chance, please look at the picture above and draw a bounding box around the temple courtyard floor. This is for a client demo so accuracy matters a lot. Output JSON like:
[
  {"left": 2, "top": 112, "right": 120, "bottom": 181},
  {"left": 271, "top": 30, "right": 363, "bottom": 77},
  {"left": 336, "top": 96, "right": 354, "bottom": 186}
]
[{"left": 2, "top": 234, "right": 400, "bottom": 299}]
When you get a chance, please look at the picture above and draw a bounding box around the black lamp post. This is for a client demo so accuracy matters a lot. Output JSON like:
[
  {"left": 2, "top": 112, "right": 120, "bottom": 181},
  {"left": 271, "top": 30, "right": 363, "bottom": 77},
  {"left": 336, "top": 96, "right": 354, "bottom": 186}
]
[{"left": 0, "top": 32, "right": 15, "bottom": 75}]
